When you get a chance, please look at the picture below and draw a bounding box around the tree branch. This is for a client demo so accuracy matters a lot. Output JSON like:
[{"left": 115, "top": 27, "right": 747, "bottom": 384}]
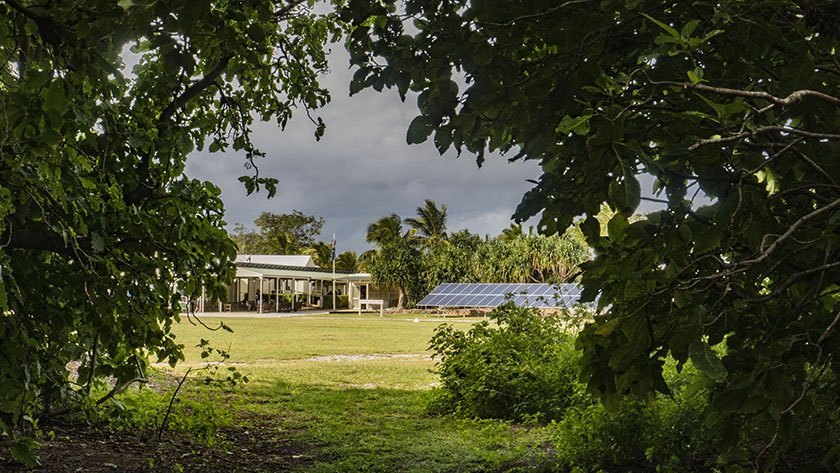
[
  {"left": 478, "top": 0, "right": 594, "bottom": 27},
  {"left": 95, "top": 377, "right": 148, "bottom": 406},
  {"left": 689, "top": 126, "right": 840, "bottom": 151},
  {"left": 157, "top": 55, "right": 232, "bottom": 126},
  {"left": 2, "top": 0, "right": 40, "bottom": 21},
  {"left": 678, "top": 82, "right": 840, "bottom": 108}
]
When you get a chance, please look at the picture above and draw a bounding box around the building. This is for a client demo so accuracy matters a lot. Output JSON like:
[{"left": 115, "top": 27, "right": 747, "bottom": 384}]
[{"left": 194, "top": 255, "right": 395, "bottom": 312}]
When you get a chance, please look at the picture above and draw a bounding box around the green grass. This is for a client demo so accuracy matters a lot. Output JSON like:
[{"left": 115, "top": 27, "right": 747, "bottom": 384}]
[
  {"left": 140, "top": 313, "right": 552, "bottom": 472},
  {"left": 173, "top": 314, "right": 446, "bottom": 362}
]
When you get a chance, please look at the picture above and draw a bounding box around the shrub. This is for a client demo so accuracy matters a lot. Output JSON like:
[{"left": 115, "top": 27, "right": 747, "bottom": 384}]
[
  {"left": 550, "top": 394, "right": 713, "bottom": 472},
  {"left": 428, "top": 303, "right": 588, "bottom": 422}
]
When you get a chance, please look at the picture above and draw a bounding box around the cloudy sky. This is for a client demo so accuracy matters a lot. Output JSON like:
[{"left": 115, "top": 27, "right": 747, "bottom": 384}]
[{"left": 184, "top": 48, "right": 542, "bottom": 254}]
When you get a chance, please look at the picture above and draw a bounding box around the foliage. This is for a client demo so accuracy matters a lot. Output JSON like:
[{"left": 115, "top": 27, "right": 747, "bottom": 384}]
[
  {"left": 365, "top": 214, "right": 423, "bottom": 307},
  {"left": 342, "top": 0, "right": 840, "bottom": 465},
  {"left": 368, "top": 235, "right": 423, "bottom": 308},
  {"left": 305, "top": 240, "right": 333, "bottom": 268},
  {"left": 429, "top": 303, "right": 587, "bottom": 422},
  {"left": 421, "top": 229, "right": 481, "bottom": 291},
  {"left": 232, "top": 210, "right": 325, "bottom": 255},
  {"left": 365, "top": 204, "right": 588, "bottom": 305},
  {"left": 404, "top": 198, "right": 448, "bottom": 248},
  {"left": 111, "top": 379, "right": 235, "bottom": 446},
  {"left": 335, "top": 250, "right": 362, "bottom": 273},
  {"left": 0, "top": 0, "right": 341, "bottom": 459},
  {"left": 550, "top": 372, "right": 714, "bottom": 473},
  {"left": 473, "top": 230, "right": 589, "bottom": 284}
]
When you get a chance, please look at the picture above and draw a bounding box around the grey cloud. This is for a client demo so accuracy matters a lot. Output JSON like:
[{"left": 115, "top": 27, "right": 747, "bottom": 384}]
[{"left": 185, "top": 46, "right": 541, "bottom": 253}]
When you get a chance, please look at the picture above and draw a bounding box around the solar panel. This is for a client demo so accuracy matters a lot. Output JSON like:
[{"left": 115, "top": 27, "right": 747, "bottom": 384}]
[{"left": 418, "top": 282, "right": 587, "bottom": 309}]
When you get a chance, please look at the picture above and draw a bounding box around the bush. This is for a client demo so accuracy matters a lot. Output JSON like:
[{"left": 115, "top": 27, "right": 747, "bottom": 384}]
[
  {"left": 428, "top": 303, "right": 587, "bottom": 422},
  {"left": 549, "top": 366, "right": 715, "bottom": 473}
]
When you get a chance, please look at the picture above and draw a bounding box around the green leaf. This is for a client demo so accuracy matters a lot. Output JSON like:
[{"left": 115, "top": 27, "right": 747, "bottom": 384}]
[
  {"left": 689, "top": 341, "right": 727, "bottom": 382},
  {"left": 642, "top": 13, "right": 681, "bottom": 39},
  {"left": 556, "top": 115, "right": 592, "bottom": 136},
  {"left": 594, "top": 318, "right": 621, "bottom": 336},
  {"left": 44, "top": 82, "right": 68, "bottom": 116},
  {"left": 607, "top": 212, "right": 628, "bottom": 242},
  {"left": 10, "top": 436, "right": 40, "bottom": 467},
  {"left": 91, "top": 232, "right": 105, "bottom": 253},
  {"left": 608, "top": 174, "right": 641, "bottom": 213},
  {"left": 406, "top": 115, "right": 431, "bottom": 144},
  {"left": 687, "top": 69, "right": 701, "bottom": 84}
]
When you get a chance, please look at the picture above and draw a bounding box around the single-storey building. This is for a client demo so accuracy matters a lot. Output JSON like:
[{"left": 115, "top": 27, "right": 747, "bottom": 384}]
[{"left": 194, "top": 255, "right": 397, "bottom": 313}]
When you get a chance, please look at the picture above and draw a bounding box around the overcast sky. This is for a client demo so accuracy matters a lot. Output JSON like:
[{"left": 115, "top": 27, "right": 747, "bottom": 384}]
[{"left": 184, "top": 48, "right": 542, "bottom": 254}]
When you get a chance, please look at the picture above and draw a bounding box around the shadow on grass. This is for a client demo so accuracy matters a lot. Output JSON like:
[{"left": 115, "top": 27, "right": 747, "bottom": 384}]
[{"left": 229, "top": 379, "right": 555, "bottom": 473}]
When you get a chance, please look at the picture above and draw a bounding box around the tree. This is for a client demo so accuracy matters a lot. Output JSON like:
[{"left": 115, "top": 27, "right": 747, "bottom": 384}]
[
  {"left": 304, "top": 240, "right": 333, "bottom": 268},
  {"left": 0, "top": 0, "right": 339, "bottom": 458},
  {"left": 422, "top": 229, "right": 481, "bottom": 290},
  {"left": 232, "top": 211, "right": 325, "bottom": 255},
  {"left": 365, "top": 214, "right": 420, "bottom": 308},
  {"left": 364, "top": 213, "right": 407, "bottom": 247},
  {"left": 473, "top": 232, "right": 588, "bottom": 284},
  {"left": 342, "top": 0, "right": 840, "bottom": 465},
  {"left": 254, "top": 211, "right": 324, "bottom": 249},
  {"left": 404, "top": 198, "right": 448, "bottom": 248},
  {"left": 336, "top": 250, "right": 361, "bottom": 273}
]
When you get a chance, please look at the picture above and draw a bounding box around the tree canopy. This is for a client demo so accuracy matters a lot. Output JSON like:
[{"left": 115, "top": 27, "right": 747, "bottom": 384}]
[
  {"left": 0, "top": 0, "right": 339, "bottom": 457},
  {"left": 342, "top": 0, "right": 840, "bottom": 466},
  {"left": 232, "top": 210, "right": 325, "bottom": 254}
]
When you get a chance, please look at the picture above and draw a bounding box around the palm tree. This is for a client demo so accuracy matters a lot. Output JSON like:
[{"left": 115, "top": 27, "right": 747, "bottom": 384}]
[
  {"left": 304, "top": 241, "right": 332, "bottom": 269},
  {"left": 404, "top": 199, "right": 447, "bottom": 248},
  {"left": 364, "top": 214, "right": 420, "bottom": 308},
  {"left": 499, "top": 223, "right": 524, "bottom": 242},
  {"left": 336, "top": 251, "right": 360, "bottom": 273},
  {"left": 366, "top": 214, "right": 405, "bottom": 247}
]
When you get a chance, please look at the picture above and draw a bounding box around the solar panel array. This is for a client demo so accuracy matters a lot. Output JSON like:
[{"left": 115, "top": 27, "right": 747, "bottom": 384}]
[{"left": 417, "top": 283, "right": 584, "bottom": 309}]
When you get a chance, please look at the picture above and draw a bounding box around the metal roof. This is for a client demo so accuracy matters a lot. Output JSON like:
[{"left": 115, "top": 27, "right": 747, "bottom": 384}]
[
  {"left": 235, "top": 255, "right": 316, "bottom": 267},
  {"left": 234, "top": 261, "right": 370, "bottom": 281}
]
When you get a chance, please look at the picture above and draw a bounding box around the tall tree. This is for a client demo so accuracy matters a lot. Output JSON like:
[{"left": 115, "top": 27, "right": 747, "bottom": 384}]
[
  {"left": 0, "top": 0, "right": 340, "bottom": 457},
  {"left": 365, "top": 213, "right": 407, "bottom": 247},
  {"left": 335, "top": 250, "right": 361, "bottom": 273},
  {"left": 365, "top": 214, "right": 420, "bottom": 307},
  {"left": 254, "top": 210, "right": 324, "bottom": 250},
  {"left": 404, "top": 199, "right": 448, "bottom": 247},
  {"left": 422, "top": 229, "right": 481, "bottom": 290},
  {"left": 232, "top": 210, "right": 325, "bottom": 255},
  {"left": 342, "top": 0, "right": 840, "bottom": 464},
  {"left": 304, "top": 241, "right": 333, "bottom": 268}
]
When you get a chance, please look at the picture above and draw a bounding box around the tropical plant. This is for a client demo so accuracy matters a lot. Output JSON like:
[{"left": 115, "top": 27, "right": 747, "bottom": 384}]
[
  {"left": 304, "top": 241, "right": 333, "bottom": 268},
  {"left": 365, "top": 213, "right": 407, "bottom": 247},
  {"left": 498, "top": 223, "right": 530, "bottom": 243},
  {"left": 429, "top": 303, "right": 586, "bottom": 422},
  {"left": 474, "top": 232, "right": 588, "bottom": 284},
  {"left": 422, "top": 229, "right": 481, "bottom": 291},
  {"left": 342, "top": 0, "right": 840, "bottom": 465},
  {"left": 404, "top": 199, "right": 448, "bottom": 248},
  {"left": 365, "top": 214, "right": 423, "bottom": 307},
  {"left": 336, "top": 250, "right": 361, "bottom": 273}
]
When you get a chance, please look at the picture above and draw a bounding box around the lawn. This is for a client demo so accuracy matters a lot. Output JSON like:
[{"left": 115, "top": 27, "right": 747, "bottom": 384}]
[{"left": 140, "top": 313, "right": 552, "bottom": 472}]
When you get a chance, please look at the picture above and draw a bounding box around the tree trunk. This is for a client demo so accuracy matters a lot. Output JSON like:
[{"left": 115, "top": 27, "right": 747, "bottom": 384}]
[{"left": 397, "top": 287, "right": 405, "bottom": 309}]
